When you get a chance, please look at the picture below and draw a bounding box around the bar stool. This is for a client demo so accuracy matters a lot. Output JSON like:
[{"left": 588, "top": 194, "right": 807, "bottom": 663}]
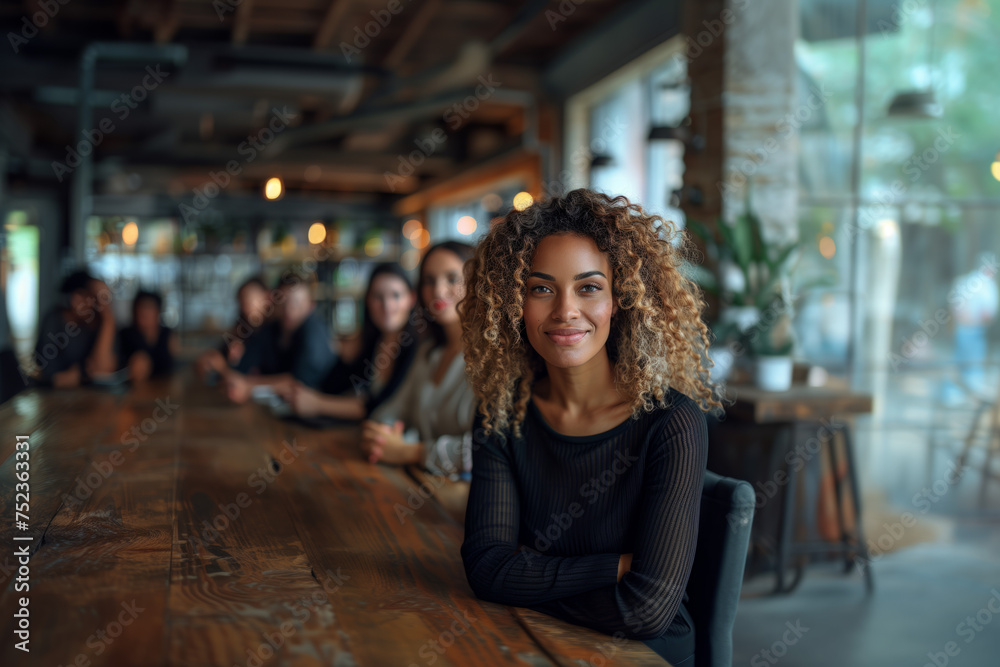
[{"left": 772, "top": 419, "right": 874, "bottom": 594}]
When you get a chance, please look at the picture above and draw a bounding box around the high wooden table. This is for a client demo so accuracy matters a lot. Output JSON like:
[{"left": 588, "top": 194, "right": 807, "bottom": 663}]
[
  {"left": 0, "top": 374, "right": 667, "bottom": 666},
  {"left": 714, "top": 384, "right": 874, "bottom": 594}
]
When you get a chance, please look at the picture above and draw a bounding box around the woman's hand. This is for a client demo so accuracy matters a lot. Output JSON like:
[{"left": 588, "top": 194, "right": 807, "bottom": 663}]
[
  {"left": 196, "top": 349, "right": 226, "bottom": 379},
  {"left": 225, "top": 373, "right": 252, "bottom": 404},
  {"left": 227, "top": 339, "right": 246, "bottom": 365},
  {"left": 128, "top": 351, "right": 153, "bottom": 382},
  {"left": 617, "top": 553, "right": 633, "bottom": 582},
  {"left": 360, "top": 420, "right": 422, "bottom": 465},
  {"left": 278, "top": 382, "right": 325, "bottom": 418}
]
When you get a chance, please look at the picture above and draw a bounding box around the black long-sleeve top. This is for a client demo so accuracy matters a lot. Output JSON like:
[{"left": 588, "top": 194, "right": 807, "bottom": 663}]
[{"left": 461, "top": 388, "right": 707, "bottom": 648}]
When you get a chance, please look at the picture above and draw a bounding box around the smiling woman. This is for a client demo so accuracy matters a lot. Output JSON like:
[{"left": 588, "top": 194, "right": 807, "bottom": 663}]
[{"left": 459, "top": 188, "right": 720, "bottom": 666}]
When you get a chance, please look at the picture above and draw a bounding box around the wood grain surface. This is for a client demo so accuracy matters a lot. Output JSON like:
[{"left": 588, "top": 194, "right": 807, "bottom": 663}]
[{"left": 0, "top": 373, "right": 668, "bottom": 666}]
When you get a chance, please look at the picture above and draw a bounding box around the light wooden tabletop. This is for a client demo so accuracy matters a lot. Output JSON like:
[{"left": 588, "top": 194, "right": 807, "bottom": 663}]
[{"left": 0, "top": 373, "right": 667, "bottom": 666}]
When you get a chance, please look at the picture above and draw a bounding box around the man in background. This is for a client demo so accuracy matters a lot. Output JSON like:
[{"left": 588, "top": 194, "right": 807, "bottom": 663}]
[
  {"left": 948, "top": 252, "right": 998, "bottom": 400},
  {"left": 33, "top": 270, "right": 118, "bottom": 388},
  {"left": 223, "top": 271, "right": 334, "bottom": 403}
]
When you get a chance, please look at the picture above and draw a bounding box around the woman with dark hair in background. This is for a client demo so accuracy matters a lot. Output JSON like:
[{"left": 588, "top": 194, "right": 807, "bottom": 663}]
[
  {"left": 196, "top": 275, "right": 270, "bottom": 380},
  {"left": 459, "top": 189, "right": 719, "bottom": 666},
  {"left": 224, "top": 271, "right": 335, "bottom": 402},
  {"left": 277, "top": 262, "right": 419, "bottom": 421},
  {"left": 360, "top": 242, "right": 477, "bottom": 478},
  {"left": 118, "top": 289, "right": 178, "bottom": 381}
]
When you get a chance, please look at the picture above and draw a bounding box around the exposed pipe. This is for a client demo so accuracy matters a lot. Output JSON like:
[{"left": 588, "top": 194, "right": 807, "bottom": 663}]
[{"left": 69, "top": 42, "right": 187, "bottom": 264}]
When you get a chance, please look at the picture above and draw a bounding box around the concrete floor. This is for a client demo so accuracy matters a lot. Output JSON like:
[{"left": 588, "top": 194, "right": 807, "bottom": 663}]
[
  {"left": 732, "top": 368, "right": 1000, "bottom": 667},
  {"left": 732, "top": 540, "right": 1000, "bottom": 667}
]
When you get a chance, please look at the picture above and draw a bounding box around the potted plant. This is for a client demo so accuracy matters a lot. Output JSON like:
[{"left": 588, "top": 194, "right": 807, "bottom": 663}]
[{"left": 686, "top": 194, "right": 801, "bottom": 390}]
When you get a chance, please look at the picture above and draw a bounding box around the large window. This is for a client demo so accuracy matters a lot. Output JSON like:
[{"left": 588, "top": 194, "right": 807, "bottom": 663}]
[
  {"left": 796, "top": 0, "right": 1000, "bottom": 507},
  {"left": 565, "top": 38, "right": 689, "bottom": 229}
]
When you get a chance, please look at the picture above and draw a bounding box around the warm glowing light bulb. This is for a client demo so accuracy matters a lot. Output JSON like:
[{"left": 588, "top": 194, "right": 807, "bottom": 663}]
[
  {"left": 457, "top": 215, "right": 477, "bottom": 235},
  {"left": 991, "top": 161, "right": 1000, "bottom": 182},
  {"left": 513, "top": 192, "right": 533, "bottom": 211},
  {"left": 121, "top": 221, "right": 138, "bottom": 246},
  {"left": 411, "top": 229, "right": 430, "bottom": 249},
  {"left": 308, "top": 222, "right": 326, "bottom": 245},
  {"left": 365, "top": 237, "right": 385, "bottom": 257},
  {"left": 818, "top": 236, "right": 836, "bottom": 259},
  {"left": 402, "top": 219, "right": 422, "bottom": 239},
  {"left": 264, "top": 177, "right": 283, "bottom": 200}
]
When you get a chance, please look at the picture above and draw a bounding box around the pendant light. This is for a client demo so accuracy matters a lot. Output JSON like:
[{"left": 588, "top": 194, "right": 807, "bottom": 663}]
[{"left": 887, "top": 0, "right": 942, "bottom": 119}]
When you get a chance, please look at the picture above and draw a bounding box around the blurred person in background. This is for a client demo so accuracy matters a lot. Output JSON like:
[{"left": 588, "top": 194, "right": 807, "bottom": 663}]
[
  {"left": 946, "top": 252, "right": 998, "bottom": 401},
  {"left": 360, "top": 242, "right": 477, "bottom": 479},
  {"left": 33, "top": 270, "right": 118, "bottom": 388},
  {"left": 277, "top": 262, "right": 419, "bottom": 422},
  {"left": 224, "top": 271, "right": 334, "bottom": 402},
  {"left": 196, "top": 275, "right": 270, "bottom": 380},
  {"left": 118, "top": 289, "right": 177, "bottom": 382}
]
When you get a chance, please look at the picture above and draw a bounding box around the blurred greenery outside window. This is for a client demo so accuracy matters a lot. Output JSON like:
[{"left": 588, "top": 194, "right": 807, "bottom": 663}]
[{"left": 795, "top": 0, "right": 1000, "bottom": 386}]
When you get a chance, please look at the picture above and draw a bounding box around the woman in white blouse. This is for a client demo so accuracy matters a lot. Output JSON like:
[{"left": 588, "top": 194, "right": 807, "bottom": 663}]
[{"left": 361, "top": 241, "right": 476, "bottom": 478}]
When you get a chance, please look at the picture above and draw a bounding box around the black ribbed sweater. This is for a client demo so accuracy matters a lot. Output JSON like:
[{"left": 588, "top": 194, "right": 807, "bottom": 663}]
[{"left": 461, "top": 388, "right": 708, "bottom": 645}]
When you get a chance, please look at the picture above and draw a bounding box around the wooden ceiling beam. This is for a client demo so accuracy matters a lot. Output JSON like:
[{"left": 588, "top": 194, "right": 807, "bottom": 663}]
[
  {"left": 381, "top": 0, "right": 442, "bottom": 70},
  {"left": 232, "top": 0, "right": 255, "bottom": 45},
  {"left": 313, "top": 0, "right": 352, "bottom": 51},
  {"left": 154, "top": 0, "right": 180, "bottom": 44}
]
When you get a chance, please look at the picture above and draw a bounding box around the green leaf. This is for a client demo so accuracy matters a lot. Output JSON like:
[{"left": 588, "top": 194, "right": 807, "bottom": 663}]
[
  {"left": 769, "top": 243, "right": 797, "bottom": 274},
  {"left": 730, "top": 213, "right": 754, "bottom": 273},
  {"left": 687, "top": 264, "right": 719, "bottom": 294},
  {"left": 685, "top": 219, "right": 715, "bottom": 245}
]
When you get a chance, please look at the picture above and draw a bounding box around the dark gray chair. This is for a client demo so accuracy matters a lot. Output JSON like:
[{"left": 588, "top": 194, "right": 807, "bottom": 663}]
[{"left": 685, "top": 470, "right": 755, "bottom": 667}]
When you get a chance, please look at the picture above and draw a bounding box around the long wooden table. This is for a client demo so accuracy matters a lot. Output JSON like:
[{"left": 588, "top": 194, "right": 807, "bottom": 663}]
[{"left": 0, "top": 373, "right": 667, "bottom": 666}]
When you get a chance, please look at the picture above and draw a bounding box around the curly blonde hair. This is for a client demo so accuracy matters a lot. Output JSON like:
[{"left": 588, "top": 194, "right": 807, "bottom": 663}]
[{"left": 459, "top": 188, "right": 719, "bottom": 437}]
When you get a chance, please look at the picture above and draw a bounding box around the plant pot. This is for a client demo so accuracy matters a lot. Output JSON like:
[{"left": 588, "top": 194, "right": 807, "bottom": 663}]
[
  {"left": 755, "top": 355, "right": 793, "bottom": 392},
  {"left": 720, "top": 305, "right": 761, "bottom": 333}
]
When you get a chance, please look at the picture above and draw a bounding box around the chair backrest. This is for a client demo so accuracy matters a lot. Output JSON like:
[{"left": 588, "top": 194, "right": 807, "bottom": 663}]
[
  {"left": 0, "top": 348, "right": 28, "bottom": 404},
  {"left": 685, "top": 470, "right": 755, "bottom": 667}
]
